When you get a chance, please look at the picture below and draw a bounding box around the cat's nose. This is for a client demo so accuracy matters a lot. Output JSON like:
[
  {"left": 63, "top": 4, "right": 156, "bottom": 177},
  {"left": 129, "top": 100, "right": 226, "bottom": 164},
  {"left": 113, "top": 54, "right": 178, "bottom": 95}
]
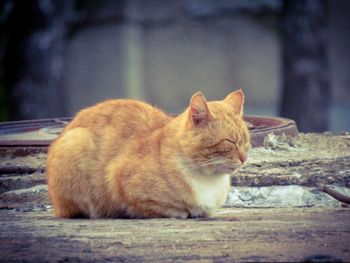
[{"left": 239, "top": 152, "right": 247, "bottom": 164}]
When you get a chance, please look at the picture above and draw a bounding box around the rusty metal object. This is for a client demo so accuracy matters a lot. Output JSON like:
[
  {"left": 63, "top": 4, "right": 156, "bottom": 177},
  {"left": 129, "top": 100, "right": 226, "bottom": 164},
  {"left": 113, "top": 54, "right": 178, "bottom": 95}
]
[
  {"left": 0, "top": 116, "right": 298, "bottom": 155},
  {"left": 244, "top": 115, "right": 298, "bottom": 147},
  {"left": 0, "top": 118, "right": 70, "bottom": 155}
]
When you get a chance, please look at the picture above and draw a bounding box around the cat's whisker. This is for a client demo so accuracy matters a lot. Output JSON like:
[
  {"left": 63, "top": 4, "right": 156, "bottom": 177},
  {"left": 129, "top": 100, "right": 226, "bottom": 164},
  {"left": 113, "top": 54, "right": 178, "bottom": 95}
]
[
  {"left": 174, "top": 157, "right": 226, "bottom": 170},
  {"left": 197, "top": 161, "right": 224, "bottom": 167}
]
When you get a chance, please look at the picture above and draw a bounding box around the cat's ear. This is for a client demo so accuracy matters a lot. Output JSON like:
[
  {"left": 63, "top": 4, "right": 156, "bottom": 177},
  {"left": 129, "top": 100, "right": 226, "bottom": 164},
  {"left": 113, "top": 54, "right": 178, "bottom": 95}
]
[
  {"left": 189, "top": 92, "right": 212, "bottom": 126},
  {"left": 224, "top": 89, "right": 245, "bottom": 115}
]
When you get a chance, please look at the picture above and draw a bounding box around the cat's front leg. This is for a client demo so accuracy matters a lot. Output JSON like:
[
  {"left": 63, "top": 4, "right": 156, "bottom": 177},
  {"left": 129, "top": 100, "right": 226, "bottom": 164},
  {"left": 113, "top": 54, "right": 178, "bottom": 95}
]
[
  {"left": 127, "top": 201, "right": 190, "bottom": 219},
  {"left": 162, "top": 207, "right": 189, "bottom": 219},
  {"left": 187, "top": 206, "right": 212, "bottom": 219}
]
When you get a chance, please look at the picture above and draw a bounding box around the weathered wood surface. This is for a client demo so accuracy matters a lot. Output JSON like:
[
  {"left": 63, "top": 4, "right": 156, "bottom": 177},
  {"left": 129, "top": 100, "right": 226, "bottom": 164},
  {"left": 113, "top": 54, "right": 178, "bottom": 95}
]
[
  {"left": 0, "top": 133, "right": 350, "bottom": 262},
  {"left": 235, "top": 133, "right": 350, "bottom": 187},
  {"left": 0, "top": 208, "right": 349, "bottom": 262}
]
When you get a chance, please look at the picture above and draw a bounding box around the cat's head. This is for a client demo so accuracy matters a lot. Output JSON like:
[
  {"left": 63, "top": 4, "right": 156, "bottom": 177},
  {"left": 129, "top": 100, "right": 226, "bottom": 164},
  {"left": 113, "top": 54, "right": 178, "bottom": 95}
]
[{"left": 177, "top": 89, "right": 250, "bottom": 176}]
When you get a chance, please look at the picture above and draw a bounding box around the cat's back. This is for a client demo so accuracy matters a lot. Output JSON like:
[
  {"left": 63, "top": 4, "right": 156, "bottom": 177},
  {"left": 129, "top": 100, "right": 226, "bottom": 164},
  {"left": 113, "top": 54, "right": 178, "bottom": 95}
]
[
  {"left": 65, "top": 99, "right": 171, "bottom": 137},
  {"left": 47, "top": 99, "right": 171, "bottom": 199}
]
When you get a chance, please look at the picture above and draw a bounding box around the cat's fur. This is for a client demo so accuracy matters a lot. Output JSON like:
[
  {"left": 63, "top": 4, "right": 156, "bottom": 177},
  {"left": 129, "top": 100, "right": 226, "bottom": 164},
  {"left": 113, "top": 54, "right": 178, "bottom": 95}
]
[{"left": 46, "top": 90, "right": 250, "bottom": 219}]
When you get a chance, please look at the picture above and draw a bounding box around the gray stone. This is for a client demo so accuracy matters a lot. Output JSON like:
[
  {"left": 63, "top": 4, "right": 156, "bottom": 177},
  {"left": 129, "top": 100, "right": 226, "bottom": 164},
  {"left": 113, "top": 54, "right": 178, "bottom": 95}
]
[{"left": 226, "top": 185, "right": 350, "bottom": 208}]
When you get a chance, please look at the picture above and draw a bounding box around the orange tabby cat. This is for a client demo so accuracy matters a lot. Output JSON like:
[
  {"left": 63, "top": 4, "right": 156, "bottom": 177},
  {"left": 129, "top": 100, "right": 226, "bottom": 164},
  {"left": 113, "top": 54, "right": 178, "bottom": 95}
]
[{"left": 46, "top": 89, "right": 250, "bottom": 218}]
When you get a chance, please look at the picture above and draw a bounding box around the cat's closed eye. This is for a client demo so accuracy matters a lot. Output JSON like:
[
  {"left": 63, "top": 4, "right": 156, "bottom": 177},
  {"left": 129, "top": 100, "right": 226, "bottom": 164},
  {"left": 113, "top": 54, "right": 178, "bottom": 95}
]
[
  {"left": 212, "top": 150, "right": 232, "bottom": 156},
  {"left": 206, "top": 139, "right": 236, "bottom": 156}
]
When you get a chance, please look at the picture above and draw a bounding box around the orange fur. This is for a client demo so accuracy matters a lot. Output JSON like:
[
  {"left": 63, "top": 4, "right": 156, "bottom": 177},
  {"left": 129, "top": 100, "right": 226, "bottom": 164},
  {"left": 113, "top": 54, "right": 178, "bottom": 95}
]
[{"left": 46, "top": 90, "right": 250, "bottom": 218}]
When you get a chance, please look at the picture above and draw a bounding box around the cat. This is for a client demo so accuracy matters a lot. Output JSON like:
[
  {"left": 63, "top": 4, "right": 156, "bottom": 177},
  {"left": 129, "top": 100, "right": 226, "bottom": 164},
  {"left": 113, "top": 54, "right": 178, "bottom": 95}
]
[{"left": 46, "top": 89, "right": 250, "bottom": 219}]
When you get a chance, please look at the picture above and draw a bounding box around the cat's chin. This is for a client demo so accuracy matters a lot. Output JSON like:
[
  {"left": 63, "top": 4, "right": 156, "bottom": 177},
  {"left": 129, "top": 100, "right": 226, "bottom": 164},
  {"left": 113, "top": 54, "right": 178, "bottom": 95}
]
[{"left": 214, "top": 164, "right": 241, "bottom": 176}]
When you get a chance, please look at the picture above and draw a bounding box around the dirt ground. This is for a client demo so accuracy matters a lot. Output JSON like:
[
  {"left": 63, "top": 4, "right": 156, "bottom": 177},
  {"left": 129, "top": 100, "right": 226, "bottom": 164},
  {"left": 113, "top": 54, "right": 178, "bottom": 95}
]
[{"left": 0, "top": 207, "right": 349, "bottom": 262}]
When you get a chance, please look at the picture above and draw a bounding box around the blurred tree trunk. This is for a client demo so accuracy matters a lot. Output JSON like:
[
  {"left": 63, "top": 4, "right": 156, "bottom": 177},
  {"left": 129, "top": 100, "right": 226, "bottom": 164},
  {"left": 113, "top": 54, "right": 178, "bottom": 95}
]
[
  {"left": 3, "top": 0, "right": 72, "bottom": 120},
  {"left": 280, "top": 0, "right": 330, "bottom": 132}
]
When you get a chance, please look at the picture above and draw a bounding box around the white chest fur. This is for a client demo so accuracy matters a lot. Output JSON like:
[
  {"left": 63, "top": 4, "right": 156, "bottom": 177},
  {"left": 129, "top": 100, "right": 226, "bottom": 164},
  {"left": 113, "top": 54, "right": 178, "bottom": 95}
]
[
  {"left": 186, "top": 173, "right": 230, "bottom": 212},
  {"left": 175, "top": 157, "right": 231, "bottom": 217}
]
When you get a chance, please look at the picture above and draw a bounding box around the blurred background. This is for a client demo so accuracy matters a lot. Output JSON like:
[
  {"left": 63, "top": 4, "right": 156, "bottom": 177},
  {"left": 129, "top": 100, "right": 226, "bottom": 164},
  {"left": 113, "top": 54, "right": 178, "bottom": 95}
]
[{"left": 0, "top": 0, "right": 349, "bottom": 132}]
